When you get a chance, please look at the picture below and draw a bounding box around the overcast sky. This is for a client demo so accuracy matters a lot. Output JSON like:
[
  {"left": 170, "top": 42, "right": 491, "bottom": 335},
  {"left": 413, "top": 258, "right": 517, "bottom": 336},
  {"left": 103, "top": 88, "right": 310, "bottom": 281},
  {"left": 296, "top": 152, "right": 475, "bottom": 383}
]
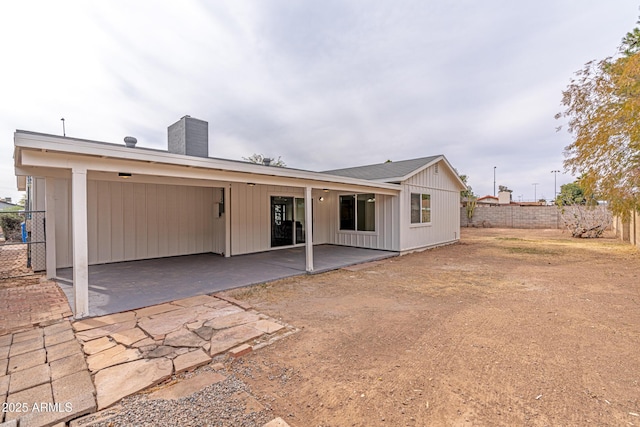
[{"left": 1, "top": 1, "right": 636, "bottom": 203}]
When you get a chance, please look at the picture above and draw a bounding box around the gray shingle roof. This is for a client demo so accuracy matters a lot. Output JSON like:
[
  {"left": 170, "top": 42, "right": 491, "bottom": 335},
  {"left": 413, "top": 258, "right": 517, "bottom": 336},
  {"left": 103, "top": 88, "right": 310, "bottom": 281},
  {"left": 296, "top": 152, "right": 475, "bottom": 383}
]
[{"left": 322, "top": 155, "right": 442, "bottom": 182}]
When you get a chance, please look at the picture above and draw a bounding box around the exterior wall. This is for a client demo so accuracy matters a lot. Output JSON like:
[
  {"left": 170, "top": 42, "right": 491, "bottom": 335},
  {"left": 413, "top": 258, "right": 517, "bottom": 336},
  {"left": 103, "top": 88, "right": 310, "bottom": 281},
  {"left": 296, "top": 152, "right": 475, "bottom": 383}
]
[
  {"left": 229, "top": 182, "right": 304, "bottom": 255},
  {"left": 49, "top": 178, "right": 221, "bottom": 267},
  {"left": 400, "top": 162, "right": 461, "bottom": 252},
  {"left": 613, "top": 212, "right": 640, "bottom": 248},
  {"left": 461, "top": 205, "right": 562, "bottom": 229},
  {"left": 314, "top": 191, "right": 399, "bottom": 251}
]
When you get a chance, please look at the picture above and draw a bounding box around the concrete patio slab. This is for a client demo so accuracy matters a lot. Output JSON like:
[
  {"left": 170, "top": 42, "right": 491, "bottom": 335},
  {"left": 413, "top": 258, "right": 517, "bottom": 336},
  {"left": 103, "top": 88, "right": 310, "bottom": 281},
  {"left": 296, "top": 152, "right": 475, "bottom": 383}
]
[{"left": 57, "top": 245, "right": 396, "bottom": 317}]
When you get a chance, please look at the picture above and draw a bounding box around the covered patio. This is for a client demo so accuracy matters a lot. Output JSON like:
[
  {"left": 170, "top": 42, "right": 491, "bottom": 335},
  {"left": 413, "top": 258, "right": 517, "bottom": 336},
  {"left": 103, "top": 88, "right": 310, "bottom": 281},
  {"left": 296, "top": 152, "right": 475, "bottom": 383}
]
[{"left": 56, "top": 245, "right": 397, "bottom": 317}]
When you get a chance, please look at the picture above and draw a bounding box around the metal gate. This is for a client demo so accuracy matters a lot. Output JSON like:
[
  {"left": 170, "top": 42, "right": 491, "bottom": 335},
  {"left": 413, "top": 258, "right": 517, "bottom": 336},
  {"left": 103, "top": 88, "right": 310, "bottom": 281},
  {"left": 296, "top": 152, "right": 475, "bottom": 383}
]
[{"left": 0, "top": 210, "right": 46, "bottom": 279}]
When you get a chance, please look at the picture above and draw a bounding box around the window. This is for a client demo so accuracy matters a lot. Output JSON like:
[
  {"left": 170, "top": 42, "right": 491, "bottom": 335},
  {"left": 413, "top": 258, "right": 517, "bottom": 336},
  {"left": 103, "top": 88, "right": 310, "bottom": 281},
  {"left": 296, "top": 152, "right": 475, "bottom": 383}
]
[
  {"left": 340, "top": 193, "right": 375, "bottom": 231},
  {"left": 411, "top": 193, "right": 431, "bottom": 224}
]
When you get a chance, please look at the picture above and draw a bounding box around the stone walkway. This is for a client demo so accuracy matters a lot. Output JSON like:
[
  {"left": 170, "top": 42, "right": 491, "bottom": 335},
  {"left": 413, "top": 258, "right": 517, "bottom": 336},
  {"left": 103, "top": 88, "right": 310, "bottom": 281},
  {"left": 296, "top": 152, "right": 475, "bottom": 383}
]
[
  {"left": 0, "top": 319, "right": 96, "bottom": 426},
  {"left": 0, "top": 279, "right": 73, "bottom": 335},
  {"left": 72, "top": 293, "right": 295, "bottom": 411},
  {"left": 1, "top": 290, "right": 296, "bottom": 427}
]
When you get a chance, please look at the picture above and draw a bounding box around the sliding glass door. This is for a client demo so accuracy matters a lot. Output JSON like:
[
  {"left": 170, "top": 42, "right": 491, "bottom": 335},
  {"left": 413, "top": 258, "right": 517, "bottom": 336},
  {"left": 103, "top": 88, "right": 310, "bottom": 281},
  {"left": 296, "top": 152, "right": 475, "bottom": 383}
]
[{"left": 271, "top": 196, "right": 306, "bottom": 247}]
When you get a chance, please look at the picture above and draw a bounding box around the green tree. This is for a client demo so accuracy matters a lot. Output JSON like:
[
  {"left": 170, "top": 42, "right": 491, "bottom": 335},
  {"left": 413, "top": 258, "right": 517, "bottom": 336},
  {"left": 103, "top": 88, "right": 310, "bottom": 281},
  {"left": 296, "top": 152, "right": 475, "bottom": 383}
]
[
  {"left": 458, "top": 173, "right": 477, "bottom": 221},
  {"left": 557, "top": 22, "right": 640, "bottom": 218},
  {"left": 555, "top": 181, "right": 588, "bottom": 206},
  {"left": 243, "top": 153, "right": 286, "bottom": 167}
]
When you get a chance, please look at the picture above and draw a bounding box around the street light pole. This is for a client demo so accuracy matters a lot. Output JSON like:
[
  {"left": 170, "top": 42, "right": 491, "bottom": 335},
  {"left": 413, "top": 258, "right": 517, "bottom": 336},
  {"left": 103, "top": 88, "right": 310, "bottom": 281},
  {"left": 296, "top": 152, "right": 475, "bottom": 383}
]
[
  {"left": 532, "top": 183, "right": 539, "bottom": 202},
  {"left": 493, "top": 166, "right": 496, "bottom": 197},
  {"left": 551, "top": 170, "right": 560, "bottom": 200}
]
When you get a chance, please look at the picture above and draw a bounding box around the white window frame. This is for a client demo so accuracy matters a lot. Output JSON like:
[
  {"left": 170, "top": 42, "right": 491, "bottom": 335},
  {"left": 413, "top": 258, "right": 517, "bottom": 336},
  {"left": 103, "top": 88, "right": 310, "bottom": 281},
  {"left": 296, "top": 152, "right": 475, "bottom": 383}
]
[
  {"left": 338, "top": 193, "right": 377, "bottom": 234},
  {"left": 410, "top": 193, "right": 432, "bottom": 226}
]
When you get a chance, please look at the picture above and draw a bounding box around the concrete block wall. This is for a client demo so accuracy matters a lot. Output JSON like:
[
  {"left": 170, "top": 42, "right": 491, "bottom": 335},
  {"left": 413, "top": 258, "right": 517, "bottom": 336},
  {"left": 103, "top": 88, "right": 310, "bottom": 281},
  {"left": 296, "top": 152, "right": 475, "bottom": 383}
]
[{"left": 460, "top": 206, "right": 562, "bottom": 229}]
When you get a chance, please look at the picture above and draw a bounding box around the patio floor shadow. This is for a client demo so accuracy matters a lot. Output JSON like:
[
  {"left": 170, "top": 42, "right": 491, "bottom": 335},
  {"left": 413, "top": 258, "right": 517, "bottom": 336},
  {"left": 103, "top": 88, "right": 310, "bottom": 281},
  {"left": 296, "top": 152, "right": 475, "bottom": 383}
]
[{"left": 56, "top": 245, "right": 397, "bottom": 317}]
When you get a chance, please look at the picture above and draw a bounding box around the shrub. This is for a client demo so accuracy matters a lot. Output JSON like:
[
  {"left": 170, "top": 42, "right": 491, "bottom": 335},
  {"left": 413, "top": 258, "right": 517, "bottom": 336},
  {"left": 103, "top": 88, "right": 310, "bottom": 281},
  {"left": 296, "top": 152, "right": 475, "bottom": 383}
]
[{"left": 0, "top": 213, "right": 23, "bottom": 242}]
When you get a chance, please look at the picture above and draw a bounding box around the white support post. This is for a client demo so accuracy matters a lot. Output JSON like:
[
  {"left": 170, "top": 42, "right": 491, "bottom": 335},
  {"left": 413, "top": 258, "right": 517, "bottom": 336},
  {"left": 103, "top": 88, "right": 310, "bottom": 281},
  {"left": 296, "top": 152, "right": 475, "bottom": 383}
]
[
  {"left": 71, "top": 168, "right": 89, "bottom": 318},
  {"left": 305, "top": 186, "right": 314, "bottom": 272},
  {"left": 44, "top": 177, "right": 57, "bottom": 279},
  {"left": 224, "top": 184, "right": 231, "bottom": 258}
]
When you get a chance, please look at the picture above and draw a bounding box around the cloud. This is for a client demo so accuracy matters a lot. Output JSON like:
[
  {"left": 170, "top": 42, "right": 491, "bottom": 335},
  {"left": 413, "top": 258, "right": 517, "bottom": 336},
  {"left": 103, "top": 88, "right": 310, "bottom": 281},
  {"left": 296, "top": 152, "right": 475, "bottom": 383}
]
[{"left": 0, "top": 0, "right": 636, "bottom": 202}]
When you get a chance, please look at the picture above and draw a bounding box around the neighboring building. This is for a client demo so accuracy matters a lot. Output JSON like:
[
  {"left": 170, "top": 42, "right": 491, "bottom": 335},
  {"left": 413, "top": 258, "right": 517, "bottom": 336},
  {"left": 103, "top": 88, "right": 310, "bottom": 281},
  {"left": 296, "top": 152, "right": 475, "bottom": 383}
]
[
  {"left": 477, "top": 195, "right": 499, "bottom": 205},
  {"left": 13, "top": 115, "right": 466, "bottom": 317},
  {"left": 0, "top": 200, "right": 18, "bottom": 210}
]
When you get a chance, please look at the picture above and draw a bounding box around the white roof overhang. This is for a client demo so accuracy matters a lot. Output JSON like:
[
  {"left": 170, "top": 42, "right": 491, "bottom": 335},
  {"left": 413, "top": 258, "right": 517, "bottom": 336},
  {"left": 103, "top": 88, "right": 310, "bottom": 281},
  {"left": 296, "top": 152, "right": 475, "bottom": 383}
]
[{"left": 14, "top": 131, "right": 401, "bottom": 196}]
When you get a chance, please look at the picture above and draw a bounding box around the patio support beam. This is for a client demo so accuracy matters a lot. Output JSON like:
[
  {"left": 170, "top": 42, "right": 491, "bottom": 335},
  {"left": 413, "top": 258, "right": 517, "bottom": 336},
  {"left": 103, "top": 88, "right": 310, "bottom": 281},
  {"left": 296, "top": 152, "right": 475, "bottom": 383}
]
[
  {"left": 45, "top": 177, "right": 56, "bottom": 279},
  {"left": 305, "top": 186, "right": 314, "bottom": 272},
  {"left": 224, "top": 184, "right": 231, "bottom": 257},
  {"left": 71, "top": 167, "right": 89, "bottom": 318}
]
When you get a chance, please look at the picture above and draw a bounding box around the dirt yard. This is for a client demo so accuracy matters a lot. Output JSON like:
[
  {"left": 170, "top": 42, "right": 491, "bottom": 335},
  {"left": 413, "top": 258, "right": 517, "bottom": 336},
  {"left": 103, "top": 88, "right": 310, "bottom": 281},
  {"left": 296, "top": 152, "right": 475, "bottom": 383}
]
[{"left": 225, "top": 228, "right": 640, "bottom": 426}]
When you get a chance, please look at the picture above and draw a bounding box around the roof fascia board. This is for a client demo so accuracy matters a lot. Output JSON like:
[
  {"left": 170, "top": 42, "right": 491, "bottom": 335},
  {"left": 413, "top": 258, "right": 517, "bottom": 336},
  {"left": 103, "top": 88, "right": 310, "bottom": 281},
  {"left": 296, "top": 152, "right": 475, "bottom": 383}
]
[
  {"left": 15, "top": 132, "right": 400, "bottom": 193},
  {"left": 18, "top": 149, "right": 400, "bottom": 196}
]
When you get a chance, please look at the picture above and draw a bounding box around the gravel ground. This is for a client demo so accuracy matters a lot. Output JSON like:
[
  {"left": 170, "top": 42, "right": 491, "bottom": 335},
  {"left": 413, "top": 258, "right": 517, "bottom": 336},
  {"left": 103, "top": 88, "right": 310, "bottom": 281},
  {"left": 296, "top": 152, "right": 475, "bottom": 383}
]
[{"left": 77, "top": 371, "right": 275, "bottom": 427}]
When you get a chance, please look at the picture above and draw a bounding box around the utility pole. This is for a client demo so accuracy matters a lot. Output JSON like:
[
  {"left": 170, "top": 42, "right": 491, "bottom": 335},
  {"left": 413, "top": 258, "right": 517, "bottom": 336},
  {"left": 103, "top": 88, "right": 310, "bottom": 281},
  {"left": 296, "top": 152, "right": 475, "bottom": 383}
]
[
  {"left": 532, "top": 183, "right": 539, "bottom": 202},
  {"left": 493, "top": 166, "right": 496, "bottom": 197},
  {"left": 551, "top": 170, "right": 560, "bottom": 200}
]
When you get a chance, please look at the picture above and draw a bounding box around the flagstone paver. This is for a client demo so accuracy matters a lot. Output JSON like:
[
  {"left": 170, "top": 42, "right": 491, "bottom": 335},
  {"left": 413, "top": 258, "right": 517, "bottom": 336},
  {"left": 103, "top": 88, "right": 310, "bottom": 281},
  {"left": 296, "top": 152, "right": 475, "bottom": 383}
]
[
  {"left": 209, "top": 325, "right": 264, "bottom": 356},
  {"left": 146, "top": 346, "right": 177, "bottom": 358},
  {"left": 263, "top": 417, "right": 292, "bottom": 427},
  {"left": 148, "top": 371, "right": 226, "bottom": 400},
  {"left": 205, "top": 311, "right": 261, "bottom": 330},
  {"left": 73, "top": 312, "right": 136, "bottom": 332},
  {"left": 252, "top": 319, "right": 285, "bottom": 334},
  {"left": 134, "top": 303, "right": 180, "bottom": 318},
  {"left": 81, "top": 336, "right": 117, "bottom": 355},
  {"left": 87, "top": 345, "right": 141, "bottom": 372},
  {"left": 94, "top": 358, "right": 173, "bottom": 410},
  {"left": 109, "top": 327, "right": 147, "bottom": 346},
  {"left": 164, "top": 328, "right": 208, "bottom": 348},
  {"left": 173, "top": 349, "right": 211, "bottom": 373},
  {"left": 75, "top": 321, "right": 137, "bottom": 341},
  {"left": 0, "top": 293, "right": 295, "bottom": 424},
  {"left": 137, "top": 308, "right": 200, "bottom": 339}
]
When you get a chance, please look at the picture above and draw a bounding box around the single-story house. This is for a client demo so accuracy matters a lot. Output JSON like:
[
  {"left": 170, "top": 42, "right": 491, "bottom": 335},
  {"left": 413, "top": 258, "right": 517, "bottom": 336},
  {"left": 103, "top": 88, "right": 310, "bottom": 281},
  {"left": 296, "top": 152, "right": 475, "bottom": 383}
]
[{"left": 13, "top": 116, "right": 466, "bottom": 317}]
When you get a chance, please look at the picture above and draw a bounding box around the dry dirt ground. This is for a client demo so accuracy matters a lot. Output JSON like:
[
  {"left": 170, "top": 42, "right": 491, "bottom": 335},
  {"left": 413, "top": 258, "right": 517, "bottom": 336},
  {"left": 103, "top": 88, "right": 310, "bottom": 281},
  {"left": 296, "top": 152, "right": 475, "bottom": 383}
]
[{"left": 224, "top": 228, "right": 640, "bottom": 427}]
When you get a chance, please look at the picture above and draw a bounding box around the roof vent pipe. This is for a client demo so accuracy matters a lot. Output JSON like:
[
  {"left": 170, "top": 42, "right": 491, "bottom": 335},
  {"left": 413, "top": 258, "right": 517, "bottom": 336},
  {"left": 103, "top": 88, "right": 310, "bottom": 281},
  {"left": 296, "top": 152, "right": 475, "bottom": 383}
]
[
  {"left": 124, "top": 136, "right": 137, "bottom": 148},
  {"left": 262, "top": 158, "right": 272, "bottom": 166}
]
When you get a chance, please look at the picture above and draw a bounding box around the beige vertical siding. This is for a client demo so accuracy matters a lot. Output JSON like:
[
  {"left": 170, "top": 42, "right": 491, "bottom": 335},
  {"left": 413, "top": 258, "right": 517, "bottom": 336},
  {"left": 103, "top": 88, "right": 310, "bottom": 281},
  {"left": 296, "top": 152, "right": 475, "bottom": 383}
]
[
  {"left": 229, "top": 183, "right": 304, "bottom": 255},
  {"left": 52, "top": 179, "right": 222, "bottom": 267},
  {"left": 312, "top": 191, "right": 400, "bottom": 251},
  {"left": 401, "top": 161, "right": 461, "bottom": 252}
]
